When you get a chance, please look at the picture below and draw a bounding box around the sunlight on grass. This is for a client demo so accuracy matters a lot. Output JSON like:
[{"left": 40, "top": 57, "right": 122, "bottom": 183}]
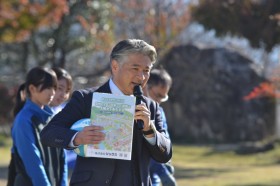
[
  {"left": 0, "top": 135, "right": 12, "bottom": 166},
  {"left": 173, "top": 143, "right": 280, "bottom": 186},
  {"left": 1, "top": 134, "right": 280, "bottom": 186}
]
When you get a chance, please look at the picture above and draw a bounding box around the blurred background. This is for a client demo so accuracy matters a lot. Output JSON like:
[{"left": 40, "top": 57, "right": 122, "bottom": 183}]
[{"left": 0, "top": 0, "right": 280, "bottom": 185}]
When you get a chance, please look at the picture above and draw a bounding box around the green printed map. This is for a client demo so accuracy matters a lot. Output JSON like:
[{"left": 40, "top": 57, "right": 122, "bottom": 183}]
[{"left": 87, "top": 92, "right": 136, "bottom": 160}]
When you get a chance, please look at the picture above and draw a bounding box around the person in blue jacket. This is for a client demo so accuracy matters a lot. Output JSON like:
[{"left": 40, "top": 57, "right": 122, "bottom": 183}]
[
  {"left": 11, "top": 66, "right": 68, "bottom": 186},
  {"left": 144, "top": 68, "right": 177, "bottom": 186}
]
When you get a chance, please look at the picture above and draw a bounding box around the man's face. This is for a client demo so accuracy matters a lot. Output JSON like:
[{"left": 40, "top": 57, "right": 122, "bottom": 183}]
[
  {"left": 111, "top": 53, "right": 153, "bottom": 95},
  {"left": 148, "top": 84, "right": 170, "bottom": 104}
]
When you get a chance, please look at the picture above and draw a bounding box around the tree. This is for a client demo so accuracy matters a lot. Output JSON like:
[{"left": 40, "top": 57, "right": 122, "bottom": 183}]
[
  {"left": 0, "top": 0, "right": 191, "bottom": 126},
  {"left": 190, "top": 0, "right": 280, "bottom": 52},
  {"left": 0, "top": 0, "right": 115, "bottom": 79},
  {"left": 0, "top": 0, "right": 115, "bottom": 126},
  {"left": 191, "top": 0, "right": 280, "bottom": 97},
  {"left": 112, "top": 0, "right": 191, "bottom": 58},
  {"left": 0, "top": 0, "right": 190, "bottom": 83},
  {"left": 0, "top": 0, "right": 68, "bottom": 43},
  {"left": 244, "top": 65, "right": 280, "bottom": 100}
]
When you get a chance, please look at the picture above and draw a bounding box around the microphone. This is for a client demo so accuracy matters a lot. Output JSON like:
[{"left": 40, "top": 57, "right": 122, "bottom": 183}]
[{"left": 133, "top": 85, "right": 144, "bottom": 130}]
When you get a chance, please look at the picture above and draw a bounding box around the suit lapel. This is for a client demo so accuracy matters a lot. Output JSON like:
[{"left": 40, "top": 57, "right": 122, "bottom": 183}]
[{"left": 95, "top": 80, "right": 111, "bottom": 93}]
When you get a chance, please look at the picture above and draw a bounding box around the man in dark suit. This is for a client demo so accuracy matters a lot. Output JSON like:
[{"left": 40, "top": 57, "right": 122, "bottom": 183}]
[{"left": 41, "top": 39, "right": 172, "bottom": 186}]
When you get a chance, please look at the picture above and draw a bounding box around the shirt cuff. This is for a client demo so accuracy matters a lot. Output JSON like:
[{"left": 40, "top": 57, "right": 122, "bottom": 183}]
[
  {"left": 144, "top": 136, "right": 156, "bottom": 145},
  {"left": 68, "top": 132, "right": 79, "bottom": 148},
  {"left": 143, "top": 120, "right": 157, "bottom": 145}
]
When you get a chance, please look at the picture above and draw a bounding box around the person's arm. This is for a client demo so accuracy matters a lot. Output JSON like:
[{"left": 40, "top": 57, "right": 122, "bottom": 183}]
[
  {"left": 159, "top": 107, "right": 170, "bottom": 139},
  {"left": 144, "top": 101, "right": 172, "bottom": 163},
  {"left": 41, "top": 89, "right": 104, "bottom": 149},
  {"left": 41, "top": 90, "right": 91, "bottom": 149},
  {"left": 68, "top": 132, "right": 79, "bottom": 147},
  {"left": 143, "top": 120, "right": 156, "bottom": 145},
  {"left": 144, "top": 136, "right": 156, "bottom": 145},
  {"left": 15, "top": 118, "right": 51, "bottom": 186}
]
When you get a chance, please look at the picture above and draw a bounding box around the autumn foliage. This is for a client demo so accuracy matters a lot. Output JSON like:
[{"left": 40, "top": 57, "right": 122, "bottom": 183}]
[
  {"left": 0, "top": 0, "right": 68, "bottom": 42},
  {"left": 244, "top": 80, "right": 280, "bottom": 100},
  {"left": 113, "top": 0, "right": 190, "bottom": 55}
]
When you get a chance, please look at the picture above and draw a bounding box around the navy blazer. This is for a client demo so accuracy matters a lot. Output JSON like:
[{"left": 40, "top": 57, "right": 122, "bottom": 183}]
[{"left": 41, "top": 81, "right": 172, "bottom": 186}]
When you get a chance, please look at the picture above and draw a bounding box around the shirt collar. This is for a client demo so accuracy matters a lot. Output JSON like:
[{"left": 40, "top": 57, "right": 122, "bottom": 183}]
[{"left": 109, "top": 78, "right": 124, "bottom": 95}]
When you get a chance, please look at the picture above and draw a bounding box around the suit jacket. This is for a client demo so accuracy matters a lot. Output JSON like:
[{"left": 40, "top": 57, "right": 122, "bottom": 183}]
[{"left": 41, "top": 81, "right": 172, "bottom": 186}]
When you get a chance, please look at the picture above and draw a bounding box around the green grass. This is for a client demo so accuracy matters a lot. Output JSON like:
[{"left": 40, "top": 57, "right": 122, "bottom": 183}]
[
  {"left": 1, "top": 134, "right": 280, "bottom": 186},
  {"left": 0, "top": 135, "right": 12, "bottom": 166},
  {"left": 173, "top": 142, "right": 280, "bottom": 186}
]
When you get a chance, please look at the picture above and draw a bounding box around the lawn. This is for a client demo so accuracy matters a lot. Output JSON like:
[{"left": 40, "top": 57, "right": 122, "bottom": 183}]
[
  {"left": 173, "top": 141, "right": 280, "bottom": 186},
  {"left": 1, "top": 134, "right": 280, "bottom": 186}
]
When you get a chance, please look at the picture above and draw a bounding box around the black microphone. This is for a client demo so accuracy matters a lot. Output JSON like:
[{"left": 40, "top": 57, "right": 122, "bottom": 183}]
[{"left": 133, "top": 85, "right": 144, "bottom": 130}]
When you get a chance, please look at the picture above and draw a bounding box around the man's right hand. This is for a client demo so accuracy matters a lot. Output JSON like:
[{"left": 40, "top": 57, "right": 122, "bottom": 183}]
[{"left": 73, "top": 125, "right": 105, "bottom": 146}]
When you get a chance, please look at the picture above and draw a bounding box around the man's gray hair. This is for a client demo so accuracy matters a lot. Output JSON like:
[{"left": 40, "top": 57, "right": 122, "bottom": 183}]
[{"left": 110, "top": 39, "right": 157, "bottom": 65}]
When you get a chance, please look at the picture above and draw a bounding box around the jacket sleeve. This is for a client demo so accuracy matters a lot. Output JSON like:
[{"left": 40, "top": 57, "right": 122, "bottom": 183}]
[
  {"left": 144, "top": 100, "right": 172, "bottom": 163},
  {"left": 40, "top": 89, "right": 92, "bottom": 149},
  {"left": 14, "top": 116, "right": 51, "bottom": 186}
]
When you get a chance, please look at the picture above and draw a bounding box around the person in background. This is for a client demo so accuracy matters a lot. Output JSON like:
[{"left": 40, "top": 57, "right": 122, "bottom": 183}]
[
  {"left": 7, "top": 83, "right": 26, "bottom": 186},
  {"left": 11, "top": 66, "right": 68, "bottom": 186},
  {"left": 49, "top": 67, "right": 77, "bottom": 170},
  {"left": 13, "top": 83, "right": 26, "bottom": 117},
  {"left": 40, "top": 39, "right": 172, "bottom": 186},
  {"left": 50, "top": 67, "right": 73, "bottom": 114},
  {"left": 144, "top": 68, "right": 177, "bottom": 186}
]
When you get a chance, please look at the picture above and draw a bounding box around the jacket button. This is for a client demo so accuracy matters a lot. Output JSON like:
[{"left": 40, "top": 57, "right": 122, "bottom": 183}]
[{"left": 105, "top": 179, "right": 110, "bottom": 184}]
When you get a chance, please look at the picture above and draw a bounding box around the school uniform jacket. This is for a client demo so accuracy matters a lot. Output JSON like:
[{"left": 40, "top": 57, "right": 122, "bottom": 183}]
[
  {"left": 41, "top": 80, "right": 172, "bottom": 186},
  {"left": 12, "top": 99, "right": 67, "bottom": 186}
]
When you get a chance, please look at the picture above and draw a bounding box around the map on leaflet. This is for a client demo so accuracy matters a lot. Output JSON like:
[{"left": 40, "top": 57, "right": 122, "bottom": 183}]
[{"left": 86, "top": 92, "right": 136, "bottom": 160}]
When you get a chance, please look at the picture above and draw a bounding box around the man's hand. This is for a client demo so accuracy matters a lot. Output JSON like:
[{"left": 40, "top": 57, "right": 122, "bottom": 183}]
[
  {"left": 135, "top": 104, "right": 150, "bottom": 130},
  {"left": 135, "top": 104, "right": 155, "bottom": 138},
  {"left": 73, "top": 125, "right": 105, "bottom": 146}
]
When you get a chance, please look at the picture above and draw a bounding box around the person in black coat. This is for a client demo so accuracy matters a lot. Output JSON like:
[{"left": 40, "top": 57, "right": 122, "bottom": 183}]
[{"left": 41, "top": 39, "right": 172, "bottom": 186}]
